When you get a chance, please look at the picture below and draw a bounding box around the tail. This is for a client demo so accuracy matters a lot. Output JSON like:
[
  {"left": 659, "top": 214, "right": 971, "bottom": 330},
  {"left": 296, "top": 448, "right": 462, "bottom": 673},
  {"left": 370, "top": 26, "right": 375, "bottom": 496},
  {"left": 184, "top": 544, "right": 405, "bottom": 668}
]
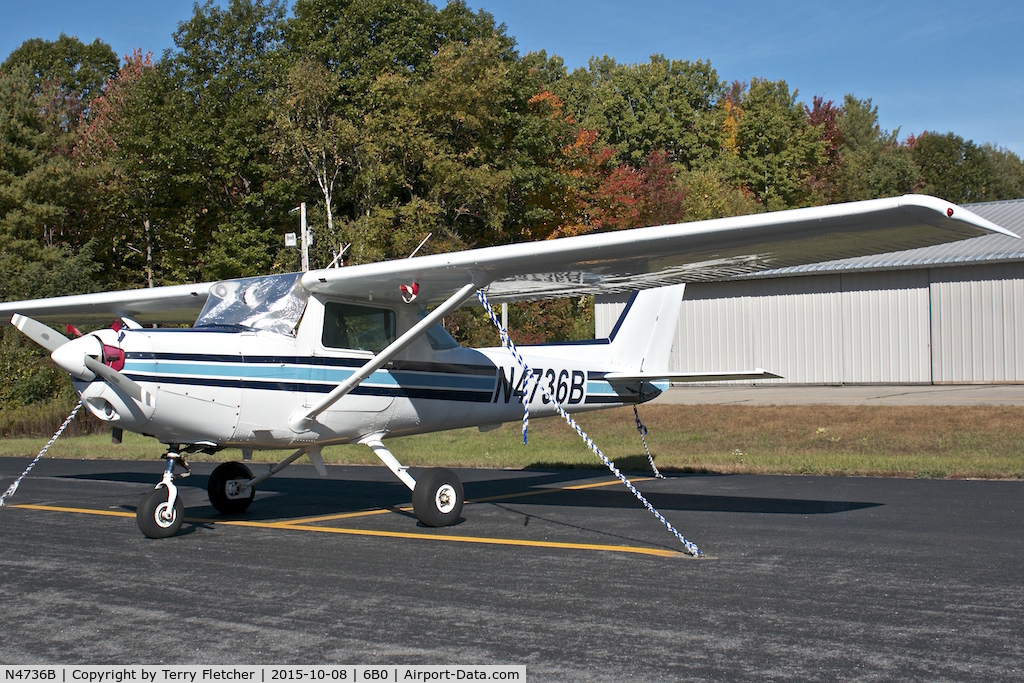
[{"left": 606, "top": 284, "right": 685, "bottom": 373}]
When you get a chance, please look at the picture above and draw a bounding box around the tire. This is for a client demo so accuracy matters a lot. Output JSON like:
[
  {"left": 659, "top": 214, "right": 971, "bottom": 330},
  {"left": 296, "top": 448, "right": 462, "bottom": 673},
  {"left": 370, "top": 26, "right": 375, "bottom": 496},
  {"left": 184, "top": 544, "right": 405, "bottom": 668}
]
[
  {"left": 137, "top": 487, "right": 184, "bottom": 539},
  {"left": 208, "top": 461, "right": 255, "bottom": 514},
  {"left": 412, "top": 468, "right": 464, "bottom": 527}
]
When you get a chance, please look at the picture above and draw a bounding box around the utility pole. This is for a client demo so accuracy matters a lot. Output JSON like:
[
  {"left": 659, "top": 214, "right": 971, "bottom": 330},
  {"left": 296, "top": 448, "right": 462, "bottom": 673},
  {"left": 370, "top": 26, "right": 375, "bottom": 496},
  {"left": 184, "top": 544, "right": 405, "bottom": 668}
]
[
  {"left": 289, "top": 202, "right": 310, "bottom": 272},
  {"left": 299, "top": 202, "right": 309, "bottom": 272}
]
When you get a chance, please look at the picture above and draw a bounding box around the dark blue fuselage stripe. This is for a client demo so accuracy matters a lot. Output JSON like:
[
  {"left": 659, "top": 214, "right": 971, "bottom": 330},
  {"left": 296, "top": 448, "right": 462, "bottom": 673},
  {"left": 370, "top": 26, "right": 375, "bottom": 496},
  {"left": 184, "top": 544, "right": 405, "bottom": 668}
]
[{"left": 126, "top": 373, "right": 494, "bottom": 403}]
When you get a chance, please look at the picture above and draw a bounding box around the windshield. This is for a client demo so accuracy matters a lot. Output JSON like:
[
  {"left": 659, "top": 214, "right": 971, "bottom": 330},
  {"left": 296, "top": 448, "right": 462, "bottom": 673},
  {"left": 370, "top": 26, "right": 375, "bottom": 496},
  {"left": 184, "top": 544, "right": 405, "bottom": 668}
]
[{"left": 195, "top": 273, "right": 309, "bottom": 335}]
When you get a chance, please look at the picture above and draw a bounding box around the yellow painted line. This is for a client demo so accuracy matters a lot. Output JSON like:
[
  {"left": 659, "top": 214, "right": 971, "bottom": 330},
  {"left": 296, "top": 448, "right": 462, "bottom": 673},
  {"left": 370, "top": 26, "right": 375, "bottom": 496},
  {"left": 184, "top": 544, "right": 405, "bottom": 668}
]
[
  {"left": 11, "top": 504, "right": 230, "bottom": 527},
  {"left": 214, "top": 519, "right": 681, "bottom": 557},
  {"left": 10, "top": 499, "right": 682, "bottom": 558},
  {"left": 467, "top": 476, "right": 653, "bottom": 504},
  {"left": 276, "top": 507, "right": 407, "bottom": 524},
  {"left": 274, "top": 476, "right": 648, "bottom": 524},
  {"left": 12, "top": 504, "right": 134, "bottom": 518},
  {"left": 468, "top": 489, "right": 560, "bottom": 504},
  {"left": 564, "top": 476, "right": 654, "bottom": 490}
]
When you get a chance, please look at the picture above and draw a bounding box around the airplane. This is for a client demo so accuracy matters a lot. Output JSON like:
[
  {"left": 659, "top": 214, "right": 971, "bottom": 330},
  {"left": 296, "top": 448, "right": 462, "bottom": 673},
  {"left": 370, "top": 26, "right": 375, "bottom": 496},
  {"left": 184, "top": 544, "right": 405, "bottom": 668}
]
[{"left": 0, "top": 194, "right": 1015, "bottom": 541}]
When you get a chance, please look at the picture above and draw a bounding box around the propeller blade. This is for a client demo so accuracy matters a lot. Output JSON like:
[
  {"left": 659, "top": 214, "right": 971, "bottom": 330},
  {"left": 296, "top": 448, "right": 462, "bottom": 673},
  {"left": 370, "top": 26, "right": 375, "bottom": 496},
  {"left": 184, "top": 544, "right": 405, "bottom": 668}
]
[
  {"left": 11, "top": 314, "right": 71, "bottom": 353},
  {"left": 82, "top": 355, "right": 155, "bottom": 407}
]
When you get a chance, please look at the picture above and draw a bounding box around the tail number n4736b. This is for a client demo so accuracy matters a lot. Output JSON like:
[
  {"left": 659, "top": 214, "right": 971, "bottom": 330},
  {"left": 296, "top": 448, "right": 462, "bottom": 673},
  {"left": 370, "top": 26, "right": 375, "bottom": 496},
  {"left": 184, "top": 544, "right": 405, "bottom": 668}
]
[{"left": 492, "top": 367, "right": 585, "bottom": 405}]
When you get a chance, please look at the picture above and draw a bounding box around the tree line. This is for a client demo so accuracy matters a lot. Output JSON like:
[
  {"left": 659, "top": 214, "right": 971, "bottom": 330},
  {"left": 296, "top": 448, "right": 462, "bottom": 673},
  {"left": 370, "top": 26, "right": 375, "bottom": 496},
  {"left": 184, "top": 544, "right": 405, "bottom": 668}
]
[{"left": 2, "top": 0, "right": 1023, "bottom": 408}]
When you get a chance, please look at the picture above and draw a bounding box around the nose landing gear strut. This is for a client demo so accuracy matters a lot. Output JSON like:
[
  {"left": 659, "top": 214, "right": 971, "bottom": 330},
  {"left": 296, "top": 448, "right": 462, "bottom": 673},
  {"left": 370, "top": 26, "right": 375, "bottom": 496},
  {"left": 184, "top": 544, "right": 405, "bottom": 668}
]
[{"left": 136, "top": 451, "right": 190, "bottom": 539}]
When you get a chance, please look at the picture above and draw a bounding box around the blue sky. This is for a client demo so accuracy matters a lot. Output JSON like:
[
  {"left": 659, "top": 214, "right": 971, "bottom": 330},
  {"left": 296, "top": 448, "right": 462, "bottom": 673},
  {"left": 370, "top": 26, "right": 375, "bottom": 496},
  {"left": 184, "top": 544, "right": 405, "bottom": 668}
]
[{"left": 4, "top": 0, "right": 1023, "bottom": 155}]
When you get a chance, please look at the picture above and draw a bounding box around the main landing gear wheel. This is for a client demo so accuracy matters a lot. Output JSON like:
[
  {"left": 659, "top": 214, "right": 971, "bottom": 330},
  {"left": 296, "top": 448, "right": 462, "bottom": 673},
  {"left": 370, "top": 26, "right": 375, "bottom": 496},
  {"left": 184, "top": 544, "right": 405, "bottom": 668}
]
[
  {"left": 412, "top": 468, "right": 464, "bottom": 527},
  {"left": 208, "top": 461, "right": 256, "bottom": 514},
  {"left": 137, "top": 487, "right": 184, "bottom": 539}
]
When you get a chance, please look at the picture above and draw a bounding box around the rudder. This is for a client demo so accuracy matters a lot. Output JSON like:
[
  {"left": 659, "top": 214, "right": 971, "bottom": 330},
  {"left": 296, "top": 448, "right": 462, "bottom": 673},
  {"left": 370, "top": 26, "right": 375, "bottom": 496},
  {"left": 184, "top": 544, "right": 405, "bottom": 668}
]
[{"left": 607, "top": 284, "right": 685, "bottom": 373}]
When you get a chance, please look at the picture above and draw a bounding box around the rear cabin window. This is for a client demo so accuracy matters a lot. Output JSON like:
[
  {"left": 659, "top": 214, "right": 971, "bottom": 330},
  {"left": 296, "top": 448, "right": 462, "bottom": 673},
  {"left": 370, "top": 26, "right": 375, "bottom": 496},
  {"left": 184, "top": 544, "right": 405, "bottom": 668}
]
[{"left": 322, "top": 302, "right": 396, "bottom": 353}]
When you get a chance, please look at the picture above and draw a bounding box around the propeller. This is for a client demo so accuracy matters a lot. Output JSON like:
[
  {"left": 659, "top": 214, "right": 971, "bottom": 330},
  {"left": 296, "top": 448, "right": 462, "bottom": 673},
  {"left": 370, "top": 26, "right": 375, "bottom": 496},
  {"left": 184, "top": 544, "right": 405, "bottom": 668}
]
[
  {"left": 11, "top": 314, "right": 70, "bottom": 352},
  {"left": 11, "top": 314, "right": 155, "bottom": 408}
]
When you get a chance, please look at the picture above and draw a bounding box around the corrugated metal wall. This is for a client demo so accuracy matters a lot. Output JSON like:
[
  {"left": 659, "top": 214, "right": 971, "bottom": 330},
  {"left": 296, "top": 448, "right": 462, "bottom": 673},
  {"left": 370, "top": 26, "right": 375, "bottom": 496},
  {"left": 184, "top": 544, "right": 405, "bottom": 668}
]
[
  {"left": 674, "top": 276, "right": 844, "bottom": 383},
  {"left": 594, "top": 263, "right": 1024, "bottom": 384},
  {"left": 930, "top": 264, "right": 1024, "bottom": 382}
]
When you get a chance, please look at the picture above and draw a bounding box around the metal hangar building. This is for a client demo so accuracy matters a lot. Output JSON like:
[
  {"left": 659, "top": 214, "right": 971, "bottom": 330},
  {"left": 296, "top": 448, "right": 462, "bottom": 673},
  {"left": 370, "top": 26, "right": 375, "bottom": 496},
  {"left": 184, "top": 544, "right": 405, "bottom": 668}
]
[{"left": 595, "top": 198, "right": 1024, "bottom": 384}]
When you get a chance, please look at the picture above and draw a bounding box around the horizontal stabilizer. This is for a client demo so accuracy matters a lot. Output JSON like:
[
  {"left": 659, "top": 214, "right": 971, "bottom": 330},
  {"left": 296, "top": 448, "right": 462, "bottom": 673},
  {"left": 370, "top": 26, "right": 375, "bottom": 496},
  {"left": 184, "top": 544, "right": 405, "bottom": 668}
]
[{"left": 604, "top": 369, "right": 782, "bottom": 384}]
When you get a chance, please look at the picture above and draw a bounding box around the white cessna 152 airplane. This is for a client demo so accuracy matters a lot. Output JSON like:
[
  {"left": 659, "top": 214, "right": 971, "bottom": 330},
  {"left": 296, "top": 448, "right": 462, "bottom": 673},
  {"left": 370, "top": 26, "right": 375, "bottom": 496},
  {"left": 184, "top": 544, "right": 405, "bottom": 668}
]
[{"left": 0, "top": 195, "right": 1014, "bottom": 539}]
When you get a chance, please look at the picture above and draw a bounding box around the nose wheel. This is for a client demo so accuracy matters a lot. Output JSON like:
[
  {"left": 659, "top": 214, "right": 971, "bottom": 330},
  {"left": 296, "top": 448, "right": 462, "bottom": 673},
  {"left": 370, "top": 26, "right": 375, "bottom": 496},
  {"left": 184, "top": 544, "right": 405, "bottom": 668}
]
[{"left": 137, "top": 487, "right": 184, "bottom": 538}]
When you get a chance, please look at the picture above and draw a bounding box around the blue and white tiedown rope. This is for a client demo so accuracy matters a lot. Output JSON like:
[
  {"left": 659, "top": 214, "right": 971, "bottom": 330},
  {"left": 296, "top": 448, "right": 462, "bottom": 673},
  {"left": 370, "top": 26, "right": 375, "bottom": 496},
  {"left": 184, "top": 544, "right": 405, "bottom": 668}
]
[
  {"left": 0, "top": 401, "right": 83, "bottom": 507},
  {"left": 476, "top": 289, "right": 702, "bottom": 557},
  {"left": 633, "top": 406, "right": 664, "bottom": 479}
]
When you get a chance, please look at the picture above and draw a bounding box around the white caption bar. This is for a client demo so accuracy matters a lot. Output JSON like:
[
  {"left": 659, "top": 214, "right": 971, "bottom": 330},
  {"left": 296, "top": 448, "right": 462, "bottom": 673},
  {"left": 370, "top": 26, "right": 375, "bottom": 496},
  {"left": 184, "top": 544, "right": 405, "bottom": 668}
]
[{"left": 0, "top": 667, "right": 525, "bottom": 683}]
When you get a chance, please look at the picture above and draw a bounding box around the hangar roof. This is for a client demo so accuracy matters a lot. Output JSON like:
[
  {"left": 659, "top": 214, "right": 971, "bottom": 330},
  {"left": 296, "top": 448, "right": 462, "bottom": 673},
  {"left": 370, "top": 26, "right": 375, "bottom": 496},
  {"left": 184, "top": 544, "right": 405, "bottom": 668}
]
[{"left": 746, "top": 198, "right": 1024, "bottom": 278}]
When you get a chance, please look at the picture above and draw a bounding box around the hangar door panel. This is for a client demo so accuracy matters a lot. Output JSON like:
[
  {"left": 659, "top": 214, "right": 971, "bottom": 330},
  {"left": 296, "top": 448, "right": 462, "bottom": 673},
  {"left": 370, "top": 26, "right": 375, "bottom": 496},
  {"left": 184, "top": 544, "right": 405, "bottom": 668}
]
[
  {"left": 930, "top": 264, "right": 1024, "bottom": 382},
  {"left": 840, "top": 270, "right": 931, "bottom": 383}
]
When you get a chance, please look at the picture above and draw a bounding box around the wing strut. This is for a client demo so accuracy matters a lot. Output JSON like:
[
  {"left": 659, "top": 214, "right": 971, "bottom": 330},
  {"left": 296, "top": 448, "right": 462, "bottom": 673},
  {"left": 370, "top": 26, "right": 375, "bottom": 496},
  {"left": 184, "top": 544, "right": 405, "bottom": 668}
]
[{"left": 287, "top": 281, "right": 480, "bottom": 432}]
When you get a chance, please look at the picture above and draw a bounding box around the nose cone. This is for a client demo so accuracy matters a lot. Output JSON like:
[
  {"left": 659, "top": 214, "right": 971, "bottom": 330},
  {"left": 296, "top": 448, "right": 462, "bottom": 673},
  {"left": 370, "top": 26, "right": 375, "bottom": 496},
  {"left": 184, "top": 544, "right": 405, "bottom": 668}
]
[{"left": 51, "top": 334, "right": 102, "bottom": 380}]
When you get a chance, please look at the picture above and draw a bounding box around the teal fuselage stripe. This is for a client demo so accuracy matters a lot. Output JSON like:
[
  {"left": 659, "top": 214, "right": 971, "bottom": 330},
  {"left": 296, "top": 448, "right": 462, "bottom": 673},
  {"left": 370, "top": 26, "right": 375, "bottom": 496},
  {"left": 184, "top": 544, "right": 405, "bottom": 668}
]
[{"left": 124, "top": 360, "right": 495, "bottom": 391}]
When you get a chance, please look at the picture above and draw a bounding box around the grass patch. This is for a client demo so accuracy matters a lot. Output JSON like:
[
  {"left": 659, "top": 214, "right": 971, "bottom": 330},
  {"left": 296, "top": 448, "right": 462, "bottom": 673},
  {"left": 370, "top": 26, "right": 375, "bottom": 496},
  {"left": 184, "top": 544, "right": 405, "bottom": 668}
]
[
  {"left": 0, "top": 399, "right": 102, "bottom": 439},
  {"left": 2, "top": 404, "right": 1023, "bottom": 479}
]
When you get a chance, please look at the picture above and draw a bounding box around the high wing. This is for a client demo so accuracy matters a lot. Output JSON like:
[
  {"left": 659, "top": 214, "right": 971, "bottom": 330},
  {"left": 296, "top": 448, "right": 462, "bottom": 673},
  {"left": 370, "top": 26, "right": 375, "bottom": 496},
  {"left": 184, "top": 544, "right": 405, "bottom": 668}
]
[
  {"left": 302, "top": 195, "right": 1016, "bottom": 305},
  {"left": 0, "top": 194, "right": 1015, "bottom": 324},
  {"left": 0, "top": 282, "right": 213, "bottom": 326}
]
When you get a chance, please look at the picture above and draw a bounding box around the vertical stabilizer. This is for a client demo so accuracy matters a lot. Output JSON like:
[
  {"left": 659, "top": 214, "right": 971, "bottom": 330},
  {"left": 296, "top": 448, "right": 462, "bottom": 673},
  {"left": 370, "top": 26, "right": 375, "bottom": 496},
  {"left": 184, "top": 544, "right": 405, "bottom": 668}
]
[{"left": 607, "top": 284, "right": 685, "bottom": 373}]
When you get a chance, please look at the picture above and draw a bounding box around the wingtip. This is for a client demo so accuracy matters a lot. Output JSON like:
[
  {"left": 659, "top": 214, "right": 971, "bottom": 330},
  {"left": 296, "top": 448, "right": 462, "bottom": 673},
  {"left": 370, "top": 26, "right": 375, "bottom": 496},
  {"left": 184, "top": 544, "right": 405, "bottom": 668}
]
[{"left": 900, "top": 194, "right": 1019, "bottom": 239}]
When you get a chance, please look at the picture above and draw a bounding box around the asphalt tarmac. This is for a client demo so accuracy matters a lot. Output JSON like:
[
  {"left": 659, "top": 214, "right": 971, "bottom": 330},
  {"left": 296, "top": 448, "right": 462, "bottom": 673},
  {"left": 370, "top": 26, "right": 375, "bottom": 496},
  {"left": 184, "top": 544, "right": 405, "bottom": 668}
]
[{"left": 0, "top": 458, "right": 1021, "bottom": 682}]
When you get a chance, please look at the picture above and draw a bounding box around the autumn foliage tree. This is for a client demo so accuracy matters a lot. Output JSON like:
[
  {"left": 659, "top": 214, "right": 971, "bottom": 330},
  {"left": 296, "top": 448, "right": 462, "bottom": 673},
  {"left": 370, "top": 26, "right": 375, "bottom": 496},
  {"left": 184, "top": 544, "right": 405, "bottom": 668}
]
[
  {"left": 74, "top": 49, "right": 164, "bottom": 288},
  {"left": 806, "top": 95, "right": 843, "bottom": 202}
]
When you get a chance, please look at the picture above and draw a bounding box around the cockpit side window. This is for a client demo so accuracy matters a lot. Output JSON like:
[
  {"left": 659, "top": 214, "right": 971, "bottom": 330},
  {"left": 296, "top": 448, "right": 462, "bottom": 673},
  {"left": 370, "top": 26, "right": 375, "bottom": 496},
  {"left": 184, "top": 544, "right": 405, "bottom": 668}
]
[
  {"left": 322, "top": 302, "right": 396, "bottom": 353},
  {"left": 417, "top": 307, "right": 460, "bottom": 350}
]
